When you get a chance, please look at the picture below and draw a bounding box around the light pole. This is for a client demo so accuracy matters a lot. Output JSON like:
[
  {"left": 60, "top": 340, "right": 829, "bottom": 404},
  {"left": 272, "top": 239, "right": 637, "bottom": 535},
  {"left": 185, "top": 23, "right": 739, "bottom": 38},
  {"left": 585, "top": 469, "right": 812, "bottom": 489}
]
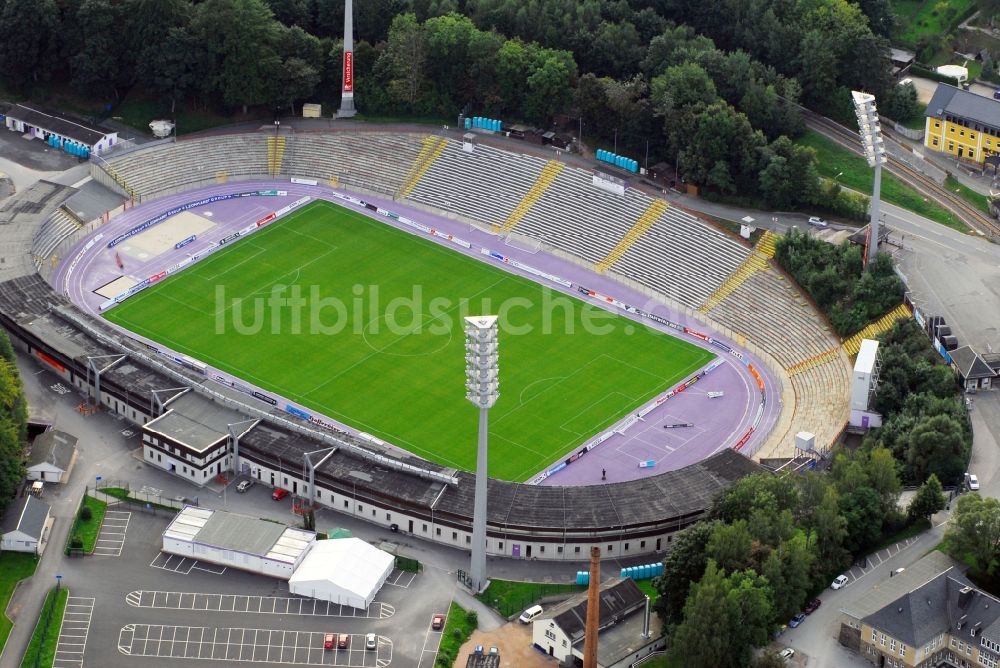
[
  {"left": 338, "top": 0, "right": 357, "bottom": 118},
  {"left": 464, "top": 315, "right": 499, "bottom": 593},
  {"left": 852, "top": 90, "right": 887, "bottom": 268}
]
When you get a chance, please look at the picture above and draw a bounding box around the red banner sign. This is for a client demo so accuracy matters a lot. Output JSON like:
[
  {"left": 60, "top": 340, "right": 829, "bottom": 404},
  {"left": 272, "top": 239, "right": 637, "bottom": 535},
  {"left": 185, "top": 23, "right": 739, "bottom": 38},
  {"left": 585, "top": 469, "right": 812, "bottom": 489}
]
[
  {"left": 35, "top": 350, "right": 65, "bottom": 373},
  {"left": 343, "top": 51, "right": 354, "bottom": 93}
]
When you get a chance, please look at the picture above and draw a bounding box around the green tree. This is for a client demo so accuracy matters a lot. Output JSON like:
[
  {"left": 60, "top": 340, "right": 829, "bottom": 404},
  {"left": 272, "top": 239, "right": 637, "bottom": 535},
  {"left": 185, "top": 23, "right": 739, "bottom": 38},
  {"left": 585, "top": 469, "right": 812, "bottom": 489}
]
[
  {"left": 867, "top": 446, "right": 902, "bottom": 518},
  {"left": 908, "top": 474, "right": 946, "bottom": 522},
  {"left": 671, "top": 561, "right": 773, "bottom": 668},
  {"left": 653, "top": 520, "right": 716, "bottom": 627},
  {"left": 194, "top": 0, "right": 282, "bottom": 112},
  {"left": 946, "top": 494, "right": 1000, "bottom": 575},
  {"left": 524, "top": 55, "right": 575, "bottom": 123},
  {"left": 882, "top": 82, "right": 919, "bottom": 123},
  {"left": 0, "top": 0, "right": 60, "bottom": 91},
  {"left": 0, "top": 353, "right": 27, "bottom": 515},
  {"left": 813, "top": 486, "right": 849, "bottom": 574},
  {"left": 906, "top": 413, "right": 967, "bottom": 485},
  {"left": 762, "top": 532, "right": 815, "bottom": 622},
  {"left": 72, "top": 0, "right": 126, "bottom": 97},
  {"left": 707, "top": 520, "right": 753, "bottom": 572},
  {"left": 377, "top": 14, "right": 428, "bottom": 109},
  {"left": 0, "top": 329, "right": 15, "bottom": 365},
  {"left": 839, "top": 486, "right": 883, "bottom": 554}
]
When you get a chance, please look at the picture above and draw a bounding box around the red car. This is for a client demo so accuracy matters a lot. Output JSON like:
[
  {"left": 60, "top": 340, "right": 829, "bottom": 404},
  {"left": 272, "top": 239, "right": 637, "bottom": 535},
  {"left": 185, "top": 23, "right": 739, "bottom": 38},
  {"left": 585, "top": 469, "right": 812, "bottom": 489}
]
[
  {"left": 804, "top": 598, "right": 822, "bottom": 614},
  {"left": 432, "top": 614, "right": 445, "bottom": 630},
  {"left": 338, "top": 634, "right": 349, "bottom": 649},
  {"left": 272, "top": 488, "right": 289, "bottom": 501},
  {"left": 323, "top": 634, "right": 335, "bottom": 650}
]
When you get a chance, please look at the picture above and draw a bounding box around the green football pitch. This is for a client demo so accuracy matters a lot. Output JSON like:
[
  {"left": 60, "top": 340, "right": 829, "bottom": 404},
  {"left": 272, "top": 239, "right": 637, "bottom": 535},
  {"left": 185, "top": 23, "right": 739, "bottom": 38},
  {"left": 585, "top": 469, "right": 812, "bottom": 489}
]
[{"left": 105, "top": 200, "right": 715, "bottom": 481}]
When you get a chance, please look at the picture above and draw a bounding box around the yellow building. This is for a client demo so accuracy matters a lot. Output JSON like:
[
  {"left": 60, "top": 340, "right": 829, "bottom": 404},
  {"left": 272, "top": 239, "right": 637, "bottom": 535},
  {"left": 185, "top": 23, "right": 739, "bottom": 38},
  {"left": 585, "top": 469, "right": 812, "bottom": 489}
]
[{"left": 924, "top": 84, "right": 1000, "bottom": 164}]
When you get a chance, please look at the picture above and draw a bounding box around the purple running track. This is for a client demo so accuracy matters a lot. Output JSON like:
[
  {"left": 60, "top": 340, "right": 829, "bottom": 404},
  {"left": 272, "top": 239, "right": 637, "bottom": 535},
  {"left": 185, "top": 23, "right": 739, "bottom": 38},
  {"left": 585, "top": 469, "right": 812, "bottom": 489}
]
[{"left": 56, "top": 181, "right": 782, "bottom": 485}]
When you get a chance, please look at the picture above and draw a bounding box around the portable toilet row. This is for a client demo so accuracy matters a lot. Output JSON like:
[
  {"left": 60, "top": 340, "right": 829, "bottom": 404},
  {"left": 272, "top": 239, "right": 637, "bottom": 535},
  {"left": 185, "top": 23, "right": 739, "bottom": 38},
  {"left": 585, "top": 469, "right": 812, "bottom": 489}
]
[
  {"left": 46, "top": 135, "right": 89, "bottom": 158},
  {"left": 575, "top": 571, "right": 590, "bottom": 585},
  {"left": 596, "top": 149, "right": 638, "bottom": 173},
  {"left": 619, "top": 562, "right": 664, "bottom": 580},
  {"left": 465, "top": 116, "right": 502, "bottom": 132}
]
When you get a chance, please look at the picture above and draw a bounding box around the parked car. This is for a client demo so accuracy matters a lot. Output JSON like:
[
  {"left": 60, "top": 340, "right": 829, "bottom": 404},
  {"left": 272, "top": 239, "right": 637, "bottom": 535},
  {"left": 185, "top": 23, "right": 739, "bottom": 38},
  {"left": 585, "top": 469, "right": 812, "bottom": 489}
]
[
  {"left": 788, "top": 613, "right": 806, "bottom": 628},
  {"left": 323, "top": 634, "right": 335, "bottom": 650},
  {"left": 431, "top": 614, "right": 445, "bottom": 630},
  {"left": 967, "top": 473, "right": 980, "bottom": 491},
  {"left": 831, "top": 574, "right": 849, "bottom": 590},
  {"left": 272, "top": 488, "right": 289, "bottom": 501},
  {"left": 804, "top": 598, "right": 821, "bottom": 614},
  {"left": 236, "top": 480, "right": 253, "bottom": 493},
  {"left": 519, "top": 604, "right": 543, "bottom": 623},
  {"left": 365, "top": 633, "right": 377, "bottom": 650},
  {"left": 779, "top": 648, "right": 795, "bottom": 659},
  {"left": 807, "top": 216, "right": 829, "bottom": 228},
  {"left": 337, "top": 634, "right": 349, "bottom": 650}
]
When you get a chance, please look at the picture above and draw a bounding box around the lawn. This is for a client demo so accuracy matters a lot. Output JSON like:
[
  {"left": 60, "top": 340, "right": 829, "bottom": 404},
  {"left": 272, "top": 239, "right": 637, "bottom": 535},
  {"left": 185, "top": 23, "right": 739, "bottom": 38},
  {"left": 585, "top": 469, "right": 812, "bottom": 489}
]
[
  {"left": 19, "top": 586, "right": 68, "bottom": 668},
  {"left": 100, "top": 487, "right": 177, "bottom": 511},
  {"left": 105, "top": 200, "right": 714, "bottom": 481},
  {"left": 72, "top": 495, "right": 107, "bottom": 554},
  {"left": 478, "top": 579, "right": 586, "bottom": 618},
  {"left": 945, "top": 176, "right": 991, "bottom": 214},
  {"left": 0, "top": 552, "right": 39, "bottom": 654},
  {"left": 114, "top": 93, "right": 254, "bottom": 137},
  {"left": 435, "top": 602, "right": 477, "bottom": 668},
  {"left": 798, "top": 130, "right": 970, "bottom": 232},
  {"left": 478, "top": 576, "right": 659, "bottom": 618},
  {"left": 893, "top": 0, "right": 976, "bottom": 46}
]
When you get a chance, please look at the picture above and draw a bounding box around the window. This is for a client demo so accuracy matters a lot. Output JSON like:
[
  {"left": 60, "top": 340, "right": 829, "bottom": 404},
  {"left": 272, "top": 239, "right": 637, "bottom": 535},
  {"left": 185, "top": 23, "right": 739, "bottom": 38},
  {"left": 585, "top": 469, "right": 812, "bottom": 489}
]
[
  {"left": 452, "top": 532, "right": 457, "bottom": 540},
  {"left": 624, "top": 543, "right": 629, "bottom": 551},
  {"left": 900, "top": 644, "right": 905, "bottom": 657},
  {"left": 575, "top": 547, "right": 580, "bottom": 554},
  {"left": 881, "top": 633, "right": 886, "bottom": 647},
  {"left": 933, "top": 139, "right": 939, "bottom": 146},
  {"left": 358, "top": 504, "right": 363, "bottom": 512},
  {"left": 422, "top": 524, "right": 427, "bottom": 532},
  {"left": 562, "top": 640, "right": 567, "bottom": 647},
  {"left": 557, "top": 546, "right": 563, "bottom": 554},
  {"left": 465, "top": 536, "right": 470, "bottom": 544},
  {"left": 499, "top": 542, "right": 504, "bottom": 550},
  {"left": 890, "top": 639, "right": 895, "bottom": 653},
  {"left": 435, "top": 528, "right": 441, "bottom": 536},
  {"left": 343, "top": 500, "right": 348, "bottom": 508},
  {"left": 607, "top": 544, "right": 612, "bottom": 552},
  {"left": 640, "top": 540, "right": 646, "bottom": 549},
  {"left": 873, "top": 630, "right": 878, "bottom": 642},
  {"left": 545, "top": 630, "right": 556, "bottom": 641},
  {"left": 386, "top": 513, "right": 391, "bottom": 521},
  {"left": 540, "top": 546, "right": 545, "bottom": 553}
]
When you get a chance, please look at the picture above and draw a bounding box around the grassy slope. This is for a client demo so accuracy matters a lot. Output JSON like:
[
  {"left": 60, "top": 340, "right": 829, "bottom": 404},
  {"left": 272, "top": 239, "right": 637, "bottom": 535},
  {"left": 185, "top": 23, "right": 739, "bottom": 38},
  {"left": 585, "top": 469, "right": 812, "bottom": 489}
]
[
  {"left": 893, "top": 0, "right": 975, "bottom": 46},
  {"left": 798, "top": 130, "right": 971, "bottom": 232},
  {"left": 105, "top": 201, "right": 713, "bottom": 481},
  {"left": 436, "top": 602, "right": 477, "bottom": 668},
  {"left": 19, "top": 586, "right": 69, "bottom": 668},
  {"left": 0, "top": 552, "right": 39, "bottom": 653}
]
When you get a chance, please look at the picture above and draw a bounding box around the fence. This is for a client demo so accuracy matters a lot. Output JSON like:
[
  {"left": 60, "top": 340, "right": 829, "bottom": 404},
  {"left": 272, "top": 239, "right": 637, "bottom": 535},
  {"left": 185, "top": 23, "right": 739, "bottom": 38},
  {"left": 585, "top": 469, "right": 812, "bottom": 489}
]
[
  {"left": 63, "top": 495, "right": 88, "bottom": 557},
  {"left": 94, "top": 479, "right": 187, "bottom": 513},
  {"left": 395, "top": 555, "right": 422, "bottom": 573},
  {"left": 27, "top": 583, "right": 61, "bottom": 668},
  {"left": 483, "top": 582, "right": 585, "bottom": 619}
]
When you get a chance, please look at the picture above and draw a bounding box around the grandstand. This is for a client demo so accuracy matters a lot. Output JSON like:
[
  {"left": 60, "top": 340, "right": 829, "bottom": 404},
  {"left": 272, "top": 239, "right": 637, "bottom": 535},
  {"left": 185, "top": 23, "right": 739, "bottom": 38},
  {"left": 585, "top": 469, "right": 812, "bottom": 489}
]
[{"left": 92, "top": 129, "right": 854, "bottom": 465}]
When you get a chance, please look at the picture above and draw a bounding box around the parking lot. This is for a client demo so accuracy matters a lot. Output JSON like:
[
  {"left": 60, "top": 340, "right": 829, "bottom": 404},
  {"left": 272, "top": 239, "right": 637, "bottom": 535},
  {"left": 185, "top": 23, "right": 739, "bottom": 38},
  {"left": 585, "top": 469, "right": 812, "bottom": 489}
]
[
  {"left": 118, "top": 625, "right": 391, "bottom": 666},
  {"left": 150, "top": 552, "right": 228, "bottom": 575},
  {"left": 52, "top": 597, "right": 94, "bottom": 668},
  {"left": 126, "top": 590, "right": 394, "bottom": 619},
  {"left": 93, "top": 510, "right": 131, "bottom": 557},
  {"left": 382, "top": 570, "right": 416, "bottom": 589},
  {"left": 842, "top": 535, "right": 921, "bottom": 585}
]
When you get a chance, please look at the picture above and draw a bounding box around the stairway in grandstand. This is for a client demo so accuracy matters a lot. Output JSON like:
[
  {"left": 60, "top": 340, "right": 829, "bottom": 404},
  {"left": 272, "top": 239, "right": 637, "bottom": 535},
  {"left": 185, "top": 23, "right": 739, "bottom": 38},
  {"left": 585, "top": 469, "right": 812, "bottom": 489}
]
[
  {"left": 698, "top": 231, "right": 778, "bottom": 312},
  {"left": 102, "top": 161, "right": 137, "bottom": 200},
  {"left": 787, "top": 346, "right": 841, "bottom": 377},
  {"left": 842, "top": 303, "right": 911, "bottom": 355},
  {"left": 398, "top": 136, "right": 448, "bottom": 198},
  {"left": 496, "top": 160, "right": 564, "bottom": 235},
  {"left": 267, "top": 136, "right": 286, "bottom": 176},
  {"left": 595, "top": 199, "right": 667, "bottom": 274}
]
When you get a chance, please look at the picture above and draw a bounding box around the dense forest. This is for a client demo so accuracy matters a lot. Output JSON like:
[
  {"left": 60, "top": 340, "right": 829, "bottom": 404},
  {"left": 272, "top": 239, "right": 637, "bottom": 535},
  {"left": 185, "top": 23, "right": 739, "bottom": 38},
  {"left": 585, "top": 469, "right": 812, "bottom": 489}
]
[
  {"left": 0, "top": 0, "right": 895, "bottom": 214},
  {"left": 0, "top": 329, "right": 27, "bottom": 513}
]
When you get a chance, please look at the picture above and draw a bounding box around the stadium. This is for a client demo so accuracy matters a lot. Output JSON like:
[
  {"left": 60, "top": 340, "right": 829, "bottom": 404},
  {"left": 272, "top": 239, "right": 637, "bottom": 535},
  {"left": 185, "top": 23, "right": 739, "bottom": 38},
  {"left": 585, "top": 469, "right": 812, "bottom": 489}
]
[{"left": 0, "top": 128, "right": 851, "bottom": 560}]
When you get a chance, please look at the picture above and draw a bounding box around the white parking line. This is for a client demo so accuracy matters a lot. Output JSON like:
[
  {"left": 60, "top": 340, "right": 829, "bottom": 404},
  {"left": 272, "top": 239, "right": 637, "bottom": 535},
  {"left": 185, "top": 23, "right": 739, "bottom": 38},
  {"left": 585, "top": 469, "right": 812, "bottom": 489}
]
[
  {"left": 52, "top": 597, "right": 94, "bottom": 668},
  {"left": 93, "top": 511, "right": 131, "bottom": 556},
  {"left": 126, "top": 590, "right": 393, "bottom": 618},
  {"left": 383, "top": 569, "right": 416, "bottom": 588},
  {"left": 119, "top": 625, "right": 391, "bottom": 666}
]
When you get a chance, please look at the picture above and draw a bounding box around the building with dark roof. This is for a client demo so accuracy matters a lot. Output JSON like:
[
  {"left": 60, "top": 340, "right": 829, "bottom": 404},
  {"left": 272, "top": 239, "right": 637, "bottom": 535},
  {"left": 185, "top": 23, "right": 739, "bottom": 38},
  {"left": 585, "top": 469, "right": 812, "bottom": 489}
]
[
  {"left": 925, "top": 84, "right": 1000, "bottom": 165},
  {"left": 531, "top": 577, "right": 664, "bottom": 667},
  {"left": 949, "top": 346, "right": 996, "bottom": 391},
  {"left": 4, "top": 104, "right": 118, "bottom": 156},
  {"left": 1, "top": 495, "right": 52, "bottom": 554},
  {"left": 27, "top": 430, "right": 77, "bottom": 483},
  {"left": 848, "top": 550, "right": 1000, "bottom": 668}
]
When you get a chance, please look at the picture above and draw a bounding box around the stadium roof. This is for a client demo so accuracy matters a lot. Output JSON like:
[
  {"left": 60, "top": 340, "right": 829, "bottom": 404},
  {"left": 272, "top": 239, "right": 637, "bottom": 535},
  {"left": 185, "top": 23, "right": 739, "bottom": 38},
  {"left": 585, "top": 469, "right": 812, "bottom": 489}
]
[
  {"left": 163, "top": 506, "right": 313, "bottom": 563},
  {"left": 144, "top": 391, "right": 248, "bottom": 452}
]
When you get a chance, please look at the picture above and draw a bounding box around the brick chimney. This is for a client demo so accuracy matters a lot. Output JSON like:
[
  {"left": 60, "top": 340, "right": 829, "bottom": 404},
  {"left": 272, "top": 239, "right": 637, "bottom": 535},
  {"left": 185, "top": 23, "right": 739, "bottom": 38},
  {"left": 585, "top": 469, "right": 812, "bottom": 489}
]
[{"left": 583, "top": 546, "right": 601, "bottom": 668}]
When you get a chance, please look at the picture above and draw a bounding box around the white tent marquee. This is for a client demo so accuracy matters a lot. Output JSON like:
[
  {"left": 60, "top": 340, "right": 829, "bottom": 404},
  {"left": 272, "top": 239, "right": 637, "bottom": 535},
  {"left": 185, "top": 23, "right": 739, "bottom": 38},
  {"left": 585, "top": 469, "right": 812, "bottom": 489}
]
[{"left": 288, "top": 537, "right": 394, "bottom": 609}]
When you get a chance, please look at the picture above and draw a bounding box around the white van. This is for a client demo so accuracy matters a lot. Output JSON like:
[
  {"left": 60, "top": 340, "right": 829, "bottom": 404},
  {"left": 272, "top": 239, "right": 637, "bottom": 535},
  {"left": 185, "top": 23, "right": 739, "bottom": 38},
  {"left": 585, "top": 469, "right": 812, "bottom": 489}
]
[{"left": 519, "top": 605, "right": 543, "bottom": 623}]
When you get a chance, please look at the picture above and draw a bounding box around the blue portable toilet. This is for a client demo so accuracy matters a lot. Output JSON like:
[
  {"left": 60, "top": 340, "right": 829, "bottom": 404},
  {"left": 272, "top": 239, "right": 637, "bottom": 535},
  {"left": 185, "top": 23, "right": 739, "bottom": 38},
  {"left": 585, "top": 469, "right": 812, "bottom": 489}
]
[
  {"left": 633, "top": 160, "right": 640, "bottom": 173},
  {"left": 473, "top": 117, "right": 480, "bottom": 128},
  {"left": 614, "top": 155, "right": 622, "bottom": 168},
  {"left": 493, "top": 119, "right": 500, "bottom": 132},
  {"left": 630, "top": 566, "right": 638, "bottom": 578},
  {"left": 619, "top": 567, "right": 627, "bottom": 578},
  {"left": 464, "top": 118, "right": 471, "bottom": 130},
  {"left": 577, "top": 571, "right": 589, "bottom": 585},
  {"left": 657, "top": 563, "right": 665, "bottom": 576},
  {"left": 643, "top": 564, "right": 652, "bottom": 578},
  {"left": 598, "top": 149, "right": 605, "bottom": 162}
]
